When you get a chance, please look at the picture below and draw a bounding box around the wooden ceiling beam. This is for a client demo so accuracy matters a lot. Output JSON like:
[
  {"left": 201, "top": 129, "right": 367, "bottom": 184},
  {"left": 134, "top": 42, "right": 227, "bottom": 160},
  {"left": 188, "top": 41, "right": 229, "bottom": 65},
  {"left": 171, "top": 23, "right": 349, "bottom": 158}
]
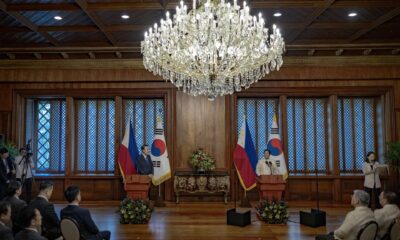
[
  {"left": 7, "top": 3, "right": 80, "bottom": 11},
  {"left": 0, "top": 0, "right": 59, "bottom": 46},
  {"left": 347, "top": 7, "right": 400, "bottom": 42},
  {"left": 75, "top": 0, "right": 117, "bottom": 46},
  {"left": 285, "top": 0, "right": 336, "bottom": 43},
  {"left": 4, "top": 1, "right": 399, "bottom": 12},
  {"left": 331, "top": 1, "right": 400, "bottom": 8}
]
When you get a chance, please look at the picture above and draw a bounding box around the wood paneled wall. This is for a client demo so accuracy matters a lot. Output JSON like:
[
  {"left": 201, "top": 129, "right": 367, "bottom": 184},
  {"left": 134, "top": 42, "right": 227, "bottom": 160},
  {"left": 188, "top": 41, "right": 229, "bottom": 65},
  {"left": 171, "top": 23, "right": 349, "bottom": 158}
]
[{"left": 1, "top": 60, "right": 400, "bottom": 204}]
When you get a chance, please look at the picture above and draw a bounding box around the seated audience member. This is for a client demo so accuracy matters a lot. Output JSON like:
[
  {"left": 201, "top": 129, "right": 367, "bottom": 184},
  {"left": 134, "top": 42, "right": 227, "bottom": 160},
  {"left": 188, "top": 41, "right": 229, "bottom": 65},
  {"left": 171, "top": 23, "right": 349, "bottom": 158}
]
[
  {"left": 61, "top": 186, "right": 111, "bottom": 240},
  {"left": 15, "top": 206, "right": 46, "bottom": 240},
  {"left": 29, "top": 181, "right": 61, "bottom": 240},
  {"left": 0, "top": 201, "right": 13, "bottom": 240},
  {"left": 3, "top": 181, "right": 27, "bottom": 234},
  {"left": 374, "top": 191, "right": 400, "bottom": 239},
  {"left": 333, "top": 189, "right": 376, "bottom": 240}
]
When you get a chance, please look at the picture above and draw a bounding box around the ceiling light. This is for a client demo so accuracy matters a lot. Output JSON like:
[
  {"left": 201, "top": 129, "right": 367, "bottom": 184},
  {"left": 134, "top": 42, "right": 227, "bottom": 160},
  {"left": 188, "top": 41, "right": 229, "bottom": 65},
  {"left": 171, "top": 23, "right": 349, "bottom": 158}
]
[
  {"left": 273, "top": 12, "right": 282, "bottom": 17},
  {"left": 121, "top": 15, "right": 130, "bottom": 19},
  {"left": 348, "top": 12, "right": 357, "bottom": 17},
  {"left": 142, "top": 0, "right": 285, "bottom": 101},
  {"left": 54, "top": 16, "right": 62, "bottom": 20}
]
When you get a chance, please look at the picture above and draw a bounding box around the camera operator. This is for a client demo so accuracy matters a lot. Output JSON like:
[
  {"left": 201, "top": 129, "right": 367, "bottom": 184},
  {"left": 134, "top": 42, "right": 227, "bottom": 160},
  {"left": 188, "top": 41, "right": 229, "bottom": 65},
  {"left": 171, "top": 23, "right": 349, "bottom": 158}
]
[{"left": 15, "top": 147, "right": 34, "bottom": 203}]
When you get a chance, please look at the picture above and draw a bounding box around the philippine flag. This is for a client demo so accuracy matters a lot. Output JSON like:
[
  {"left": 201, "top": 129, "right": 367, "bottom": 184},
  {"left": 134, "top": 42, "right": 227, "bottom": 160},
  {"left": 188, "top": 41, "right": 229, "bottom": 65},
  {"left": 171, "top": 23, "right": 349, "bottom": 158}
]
[
  {"left": 118, "top": 120, "right": 139, "bottom": 181},
  {"left": 233, "top": 118, "right": 258, "bottom": 191},
  {"left": 267, "top": 115, "right": 288, "bottom": 180},
  {"left": 150, "top": 117, "right": 171, "bottom": 186}
]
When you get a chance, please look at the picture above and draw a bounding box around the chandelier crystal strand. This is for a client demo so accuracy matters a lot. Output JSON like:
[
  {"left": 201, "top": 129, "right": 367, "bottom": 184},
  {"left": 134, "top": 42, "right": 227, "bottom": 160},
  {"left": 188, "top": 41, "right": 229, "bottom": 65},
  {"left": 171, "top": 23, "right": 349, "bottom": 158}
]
[{"left": 141, "top": 0, "right": 285, "bottom": 101}]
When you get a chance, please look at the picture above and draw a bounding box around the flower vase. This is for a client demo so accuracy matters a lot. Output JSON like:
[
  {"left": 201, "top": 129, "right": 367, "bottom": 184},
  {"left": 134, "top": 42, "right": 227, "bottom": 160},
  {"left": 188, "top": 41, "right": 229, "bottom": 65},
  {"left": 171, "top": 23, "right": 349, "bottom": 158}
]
[{"left": 197, "top": 168, "right": 205, "bottom": 174}]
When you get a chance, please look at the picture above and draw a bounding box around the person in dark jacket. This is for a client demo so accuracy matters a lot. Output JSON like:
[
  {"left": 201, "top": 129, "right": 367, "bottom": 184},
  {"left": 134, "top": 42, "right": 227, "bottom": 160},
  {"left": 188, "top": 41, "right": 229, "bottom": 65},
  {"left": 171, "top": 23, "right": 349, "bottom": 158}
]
[
  {"left": 15, "top": 206, "right": 46, "bottom": 240},
  {"left": 0, "top": 201, "right": 13, "bottom": 240},
  {"left": 60, "top": 186, "right": 110, "bottom": 240},
  {"left": 3, "top": 181, "right": 27, "bottom": 235},
  {"left": 136, "top": 144, "right": 154, "bottom": 176},
  {"left": 29, "top": 181, "right": 61, "bottom": 240},
  {"left": 0, "top": 148, "right": 15, "bottom": 200}
]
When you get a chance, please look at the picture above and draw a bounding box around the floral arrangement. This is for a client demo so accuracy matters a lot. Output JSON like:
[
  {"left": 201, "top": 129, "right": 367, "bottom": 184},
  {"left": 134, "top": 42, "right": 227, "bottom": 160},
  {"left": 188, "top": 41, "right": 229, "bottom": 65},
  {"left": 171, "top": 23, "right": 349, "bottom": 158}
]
[
  {"left": 117, "top": 198, "right": 153, "bottom": 224},
  {"left": 189, "top": 148, "right": 216, "bottom": 172},
  {"left": 255, "top": 201, "right": 289, "bottom": 224}
]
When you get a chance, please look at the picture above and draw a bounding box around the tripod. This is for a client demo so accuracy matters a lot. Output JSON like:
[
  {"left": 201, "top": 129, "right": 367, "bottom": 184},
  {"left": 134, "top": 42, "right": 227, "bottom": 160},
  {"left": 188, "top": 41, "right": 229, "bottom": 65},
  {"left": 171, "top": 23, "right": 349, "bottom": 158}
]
[{"left": 17, "top": 153, "right": 35, "bottom": 203}]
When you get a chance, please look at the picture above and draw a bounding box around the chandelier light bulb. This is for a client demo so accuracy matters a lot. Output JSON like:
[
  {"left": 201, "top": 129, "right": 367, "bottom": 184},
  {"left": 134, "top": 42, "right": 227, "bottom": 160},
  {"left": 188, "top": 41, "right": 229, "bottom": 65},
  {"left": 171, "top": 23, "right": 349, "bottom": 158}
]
[{"left": 141, "top": 0, "right": 285, "bottom": 100}]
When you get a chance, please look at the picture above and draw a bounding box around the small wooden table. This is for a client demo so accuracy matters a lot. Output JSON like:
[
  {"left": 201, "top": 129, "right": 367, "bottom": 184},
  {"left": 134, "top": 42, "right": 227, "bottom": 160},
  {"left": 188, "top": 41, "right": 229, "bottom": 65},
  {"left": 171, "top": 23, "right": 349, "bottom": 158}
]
[{"left": 174, "top": 171, "right": 230, "bottom": 204}]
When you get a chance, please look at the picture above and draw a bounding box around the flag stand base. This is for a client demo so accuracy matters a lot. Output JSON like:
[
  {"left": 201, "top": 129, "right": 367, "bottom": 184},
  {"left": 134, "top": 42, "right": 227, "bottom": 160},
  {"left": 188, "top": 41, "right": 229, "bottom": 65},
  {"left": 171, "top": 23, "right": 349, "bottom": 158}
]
[{"left": 227, "top": 208, "right": 251, "bottom": 227}]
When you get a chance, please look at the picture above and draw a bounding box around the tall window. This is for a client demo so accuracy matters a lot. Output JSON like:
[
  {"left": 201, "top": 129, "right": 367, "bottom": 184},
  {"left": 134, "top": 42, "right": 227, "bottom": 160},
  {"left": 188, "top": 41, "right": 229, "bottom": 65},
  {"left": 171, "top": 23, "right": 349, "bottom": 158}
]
[
  {"left": 237, "top": 98, "right": 279, "bottom": 159},
  {"left": 25, "top": 99, "right": 66, "bottom": 173},
  {"left": 122, "top": 99, "right": 165, "bottom": 151},
  {"left": 75, "top": 99, "right": 115, "bottom": 174},
  {"left": 338, "top": 97, "right": 383, "bottom": 174},
  {"left": 287, "top": 98, "right": 328, "bottom": 174}
]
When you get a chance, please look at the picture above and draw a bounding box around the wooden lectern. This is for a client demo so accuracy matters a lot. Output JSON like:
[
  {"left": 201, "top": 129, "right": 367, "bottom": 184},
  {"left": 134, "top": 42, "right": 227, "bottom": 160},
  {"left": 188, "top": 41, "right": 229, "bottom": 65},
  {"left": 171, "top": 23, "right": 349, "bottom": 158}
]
[
  {"left": 257, "top": 175, "right": 286, "bottom": 201},
  {"left": 124, "top": 175, "right": 152, "bottom": 200}
]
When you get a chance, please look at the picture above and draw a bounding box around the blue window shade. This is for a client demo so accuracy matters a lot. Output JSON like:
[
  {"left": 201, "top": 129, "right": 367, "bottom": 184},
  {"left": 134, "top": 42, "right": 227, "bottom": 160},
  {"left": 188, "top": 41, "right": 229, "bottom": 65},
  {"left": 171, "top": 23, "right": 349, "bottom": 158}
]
[
  {"left": 76, "top": 99, "right": 115, "bottom": 174},
  {"left": 236, "top": 98, "right": 279, "bottom": 160},
  {"left": 338, "top": 97, "right": 380, "bottom": 174},
  {"left": 287, "top": 98, "right": 328, "bottom": 174},
  {"left": 34, "top": 99, "right": 66, "bottom": 173},
  {"left": 123, "top": 99, "right": 165, "bottom": 152}
]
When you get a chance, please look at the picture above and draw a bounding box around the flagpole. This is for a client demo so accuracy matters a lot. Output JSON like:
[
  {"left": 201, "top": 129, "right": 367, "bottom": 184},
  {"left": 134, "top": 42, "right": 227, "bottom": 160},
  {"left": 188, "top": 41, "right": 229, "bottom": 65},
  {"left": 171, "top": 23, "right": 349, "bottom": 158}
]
[
  {"left": 155, "top": 183, "right": 166, "bottom": 207},
  {"left": 239, "top": 189, "right": 251, "bottom": 208}
]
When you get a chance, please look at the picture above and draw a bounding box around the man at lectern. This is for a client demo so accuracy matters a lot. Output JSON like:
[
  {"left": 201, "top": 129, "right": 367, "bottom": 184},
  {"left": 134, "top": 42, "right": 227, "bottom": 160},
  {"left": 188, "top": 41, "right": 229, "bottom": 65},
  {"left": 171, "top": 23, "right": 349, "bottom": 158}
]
[
  {"left": 137, "top": 144, "right": 154, "bottom": 177},
  {"left": 256, "top": 149, "right": 280, "bottom": 176}
]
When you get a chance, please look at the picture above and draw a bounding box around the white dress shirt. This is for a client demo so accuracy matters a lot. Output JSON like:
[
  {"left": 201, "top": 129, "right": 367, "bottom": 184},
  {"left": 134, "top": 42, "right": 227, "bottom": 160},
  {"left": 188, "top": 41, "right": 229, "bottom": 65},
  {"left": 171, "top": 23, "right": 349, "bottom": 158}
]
[
  {"left": 334, "top": 206, "right": 375, "bottom": 240},
  {"left": 363, "top": 162, "right": 381, "bottom": 188},
  {"left": 15, "top": 155, "right": 34, "bottom": 179},
  {"left": 256, "top": 158, "right": 280, "bottom": 176},
  {"left": 374, "top": 204, "right": 400, "bottom": 238}
]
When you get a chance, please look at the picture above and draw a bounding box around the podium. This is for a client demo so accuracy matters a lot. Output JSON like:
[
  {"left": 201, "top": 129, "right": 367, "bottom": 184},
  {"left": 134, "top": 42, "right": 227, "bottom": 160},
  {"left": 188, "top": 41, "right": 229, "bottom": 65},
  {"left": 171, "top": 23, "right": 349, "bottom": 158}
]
[
  {"left": 124, "top": 175, "right": 151, "bottom": 200},
  {"left": 257, "top": 175, "right": 286, "bottom": 201}
]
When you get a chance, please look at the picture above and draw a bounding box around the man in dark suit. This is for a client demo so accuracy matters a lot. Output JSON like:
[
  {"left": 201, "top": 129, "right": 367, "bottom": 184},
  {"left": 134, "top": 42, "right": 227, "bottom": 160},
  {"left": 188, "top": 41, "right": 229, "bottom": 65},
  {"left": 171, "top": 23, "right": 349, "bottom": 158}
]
[
  {"left": 0, "top": 148, "right": 15, "bottom": 200},
  {"left": 0, "top": 201, "right": 13, "bottom": 240},
  {"left": 61, "top": 186, "right": 111, "bottom": 240},
  {"left": 3, "top": 181, "right": 27, "bottom": 235},
  {"left": 137, "top": 144, "right": 154, "bottom": 176},
  {"left": 15, "top": 206, "right": 46, "bottom": 240},
  {"left": 29, "top": 181, "right": 61, "bottom": 240}
]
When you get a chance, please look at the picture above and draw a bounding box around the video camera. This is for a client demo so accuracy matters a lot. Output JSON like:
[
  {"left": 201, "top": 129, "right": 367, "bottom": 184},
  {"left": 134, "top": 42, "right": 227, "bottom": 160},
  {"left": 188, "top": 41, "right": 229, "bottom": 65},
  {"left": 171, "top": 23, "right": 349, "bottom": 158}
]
[{"left": 25, "top": 139, "right": 33, "bottom": 158}]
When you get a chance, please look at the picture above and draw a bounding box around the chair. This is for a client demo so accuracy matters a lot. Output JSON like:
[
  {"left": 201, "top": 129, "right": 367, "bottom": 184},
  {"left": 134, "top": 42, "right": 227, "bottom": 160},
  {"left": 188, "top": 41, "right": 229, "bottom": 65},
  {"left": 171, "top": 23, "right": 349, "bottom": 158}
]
[
  {"left": 61, "top": 218, "right": 81, "bottom": 240},
  {"left": 357, "top": 221, "right": 378, "bottom": 240},
  {"left": 389, "top": 218, "right": 400, "bottom": 240}
]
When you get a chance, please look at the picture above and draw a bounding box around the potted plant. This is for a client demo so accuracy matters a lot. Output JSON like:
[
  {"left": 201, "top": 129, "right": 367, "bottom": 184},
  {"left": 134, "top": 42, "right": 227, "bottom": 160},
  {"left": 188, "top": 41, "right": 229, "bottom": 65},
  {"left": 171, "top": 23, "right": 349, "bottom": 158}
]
[
  {"left": 385, "top": 141, "right": 400, "bottom": 171},
  {"left": 188, "top": 148, "right": 216, "bottom": 173},
  {"left": 0, "top": 140, "right": 19, "bottom": 159},
  {"left": 117, "top": 198, "right": 153, "bottom": 224},
  {"left": 255, "top": 201, "right": 289, "bottom": 224}
]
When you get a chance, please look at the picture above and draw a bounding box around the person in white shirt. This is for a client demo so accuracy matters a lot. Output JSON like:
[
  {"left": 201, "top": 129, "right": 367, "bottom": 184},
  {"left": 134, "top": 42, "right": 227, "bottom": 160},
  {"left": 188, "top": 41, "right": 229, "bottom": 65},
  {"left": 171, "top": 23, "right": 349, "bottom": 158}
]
[
  {"left": 256, "top": 149, "right": 280, "bottom": 176},
  {"left": 333, "top": 189, "right": 375, "bottom": 240},
  {"left": 363, "top": 151, "right": 386, "bottom": 209},
  {"left": 374, "top": 191, "right": 400, "bottom": 239},
  {"left": 15, "top": 147, "right": 34, "bottom": 203}
]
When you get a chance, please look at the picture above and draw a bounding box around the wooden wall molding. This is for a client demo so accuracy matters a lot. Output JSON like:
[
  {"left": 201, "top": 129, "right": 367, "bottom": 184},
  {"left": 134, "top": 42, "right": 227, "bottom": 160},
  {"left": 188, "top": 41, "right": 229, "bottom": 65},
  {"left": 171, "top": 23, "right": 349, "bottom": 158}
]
[{"left": 1, "top": 55, "right": 400, "bottom": 71}]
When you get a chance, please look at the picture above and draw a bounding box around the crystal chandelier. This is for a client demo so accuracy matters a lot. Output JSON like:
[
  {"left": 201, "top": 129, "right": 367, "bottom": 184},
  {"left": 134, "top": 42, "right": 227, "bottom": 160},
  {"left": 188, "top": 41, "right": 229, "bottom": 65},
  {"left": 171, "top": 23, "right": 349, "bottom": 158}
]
[{"left": 141, "top": 0, "right": 285, "bottom": 101}]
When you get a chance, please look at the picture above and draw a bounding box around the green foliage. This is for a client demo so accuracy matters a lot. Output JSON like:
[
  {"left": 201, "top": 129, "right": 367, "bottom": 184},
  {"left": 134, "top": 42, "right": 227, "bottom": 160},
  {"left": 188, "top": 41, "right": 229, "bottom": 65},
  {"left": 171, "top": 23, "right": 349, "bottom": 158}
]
[
  {"left": 117, "top": 198, "right": 153, "bottom": 224},
  {"left": 0, "top": 140, "right": 19, "bottom": 160},
  {"left": 255, "top": 201, "right": 289, "bottom": 224},
  {"left": 188, "top": 148, "right": 216, "bottom": 171},
  {"left": 385, "top": 141, "right": 400, "bottom": 170}
]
